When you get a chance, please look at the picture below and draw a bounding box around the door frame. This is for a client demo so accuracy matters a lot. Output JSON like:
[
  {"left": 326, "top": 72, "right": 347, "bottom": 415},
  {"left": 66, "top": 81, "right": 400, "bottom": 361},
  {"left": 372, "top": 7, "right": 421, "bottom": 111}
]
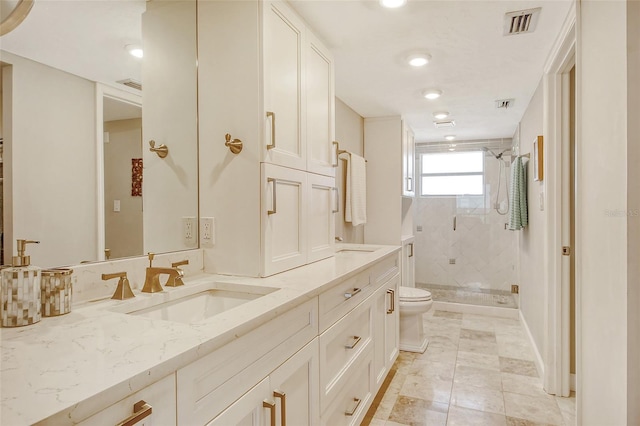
[
  {"left": 95, "top": 83, "right": 142, "bottom": 261},
  {"left": 542, "top": 4, "right": 576, "bottom": 399}
]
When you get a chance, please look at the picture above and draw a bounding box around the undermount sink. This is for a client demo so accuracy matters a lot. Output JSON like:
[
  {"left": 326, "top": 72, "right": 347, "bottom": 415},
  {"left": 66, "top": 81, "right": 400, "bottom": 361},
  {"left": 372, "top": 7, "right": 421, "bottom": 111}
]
[
  {"left": 111, "top": 282, "right": 279, "bottom": 324},
  {"left": 335, "top": 248, "right": 375, "bottom": 254}
]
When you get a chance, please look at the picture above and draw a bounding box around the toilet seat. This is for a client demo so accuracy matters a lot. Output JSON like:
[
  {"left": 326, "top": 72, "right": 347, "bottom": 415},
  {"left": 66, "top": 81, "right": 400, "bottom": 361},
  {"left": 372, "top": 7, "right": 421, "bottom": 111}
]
[{"left": 399, "top": 287, "right": 432, "bottom": 302}]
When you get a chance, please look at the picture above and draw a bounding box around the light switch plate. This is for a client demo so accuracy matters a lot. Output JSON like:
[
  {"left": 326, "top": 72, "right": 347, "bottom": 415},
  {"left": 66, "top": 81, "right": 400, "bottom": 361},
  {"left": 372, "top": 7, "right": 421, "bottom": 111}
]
[{"left": 113, "top": 199, "right": 120, "bottom": 212}]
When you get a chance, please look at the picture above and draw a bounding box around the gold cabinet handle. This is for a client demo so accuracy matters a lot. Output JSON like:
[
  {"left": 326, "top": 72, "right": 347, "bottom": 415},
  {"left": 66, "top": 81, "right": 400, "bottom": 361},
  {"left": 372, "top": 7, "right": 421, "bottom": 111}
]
[
  {"left": 267, "top": 178, "right": 277, "bottom": 215},
  {"left": 344, "top": 397, "right": 362, "bottom": 416},
  {"left": 332, "top": 187, "right": 339, "bottom": 213},
  {"left": 409, "top": 243, "right": 414, "bottom": 258},
  {"left": 274, "top": 390, "right": 286, "bottom": 426},
  {"left": 266, "top": 111, "right": 276, "bottom": 149},
  {"left": 263, "top": 400, "right": 276, "bottom": 426},
  {"left": 344, "top": 287, "right": 362, "bottom": 299},
  {"left": 345, "top": 335, "right": 362, "bottom": 349},
  {"left": 387, "top": 289, "right": 395, "bottom": 314},
  {"left": 117, "top": 400, "right": 152, "bottom": 426}
]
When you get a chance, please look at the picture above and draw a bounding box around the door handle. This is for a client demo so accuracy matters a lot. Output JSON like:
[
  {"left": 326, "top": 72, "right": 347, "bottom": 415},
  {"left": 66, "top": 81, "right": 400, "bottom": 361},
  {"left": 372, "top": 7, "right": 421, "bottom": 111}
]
[
  {"left": 266, "top": 111, "right": 276, "bottom": 149},
  {"left": 263, "top": 400, "right": 276, "bottom": 426},
  {"left": 332, "top": 187, "right": 339, "bottom": 213},
  {"left": 274, "top": 390, "right": 286, "bottom": 426},
  {"left": 386, "top": 289, "right": 395, "bottom": 314},
  {"left": 267, "top": 178, "right": 277, "bottom": 215},
  {"left": 453, "top": 215, "right": 457, "bottom": 231}
]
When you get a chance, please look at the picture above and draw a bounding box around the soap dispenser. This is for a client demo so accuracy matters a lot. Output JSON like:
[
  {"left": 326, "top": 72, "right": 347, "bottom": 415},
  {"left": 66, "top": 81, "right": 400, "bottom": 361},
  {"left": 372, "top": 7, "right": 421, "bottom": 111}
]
[{"left": 1, "top": 239, "right": 41, "bottom": 327}]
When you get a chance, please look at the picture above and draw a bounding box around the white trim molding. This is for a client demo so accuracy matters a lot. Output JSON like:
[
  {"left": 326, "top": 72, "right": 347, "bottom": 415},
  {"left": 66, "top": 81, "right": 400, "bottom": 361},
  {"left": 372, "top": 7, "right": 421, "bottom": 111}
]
[{"left": 520, "top": 309, "right": 545, "bottom": 379}]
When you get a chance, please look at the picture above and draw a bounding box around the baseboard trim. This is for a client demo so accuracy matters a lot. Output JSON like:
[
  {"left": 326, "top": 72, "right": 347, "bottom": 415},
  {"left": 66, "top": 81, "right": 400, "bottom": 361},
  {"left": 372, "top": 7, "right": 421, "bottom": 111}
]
[
  {"left": 519, "top": 309, "right": 545, "bottom": 379},
  {"left": 433, "top": 301, "right": 519, "bottom": 319}
]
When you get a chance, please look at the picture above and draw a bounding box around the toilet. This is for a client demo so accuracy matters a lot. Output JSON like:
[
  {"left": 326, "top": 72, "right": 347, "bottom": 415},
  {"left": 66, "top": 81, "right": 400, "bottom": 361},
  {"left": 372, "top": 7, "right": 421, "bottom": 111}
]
[{"left": 399, "top": 286, "right": 433, "bottom": 353}]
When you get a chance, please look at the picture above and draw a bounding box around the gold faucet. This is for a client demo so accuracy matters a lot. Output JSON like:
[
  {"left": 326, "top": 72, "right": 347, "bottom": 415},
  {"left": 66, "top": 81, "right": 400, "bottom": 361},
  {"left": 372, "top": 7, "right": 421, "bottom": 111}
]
[
  {"left": 102, "top": 272, "right": 135, "bottom": 300},
  {"left": 165, "top": 259, "right": 188, "bottom": 287},
  {"left": 142, "top": 253, "right": 182, "bottom": 293}
]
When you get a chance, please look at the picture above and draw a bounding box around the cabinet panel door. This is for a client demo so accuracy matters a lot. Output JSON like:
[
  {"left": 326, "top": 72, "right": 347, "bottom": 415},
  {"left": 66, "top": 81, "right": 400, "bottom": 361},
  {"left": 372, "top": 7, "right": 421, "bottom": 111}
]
[
  {"left": 402, "top": 122, "right": 415, "bottom": 197},
  {"left": 385, "top": 274, "right": 400, "bottom": 368},
  {"left": 263, "top": 1, "right": 306, "bottom": 171},
  {"left": 270, "top": 339, "right": 320, "bottom": 426},
  {"left": 307, "top": 173, "right": 336, "bottom": 263},
  {"left": 207, "top": 378, "right": 270, "bottom": 426},
  {"left": 261, "top": 163, "right": 308, "bottom": 276},
  {"left": 306, "top": 31, "right": 335, "bottom": 177}
]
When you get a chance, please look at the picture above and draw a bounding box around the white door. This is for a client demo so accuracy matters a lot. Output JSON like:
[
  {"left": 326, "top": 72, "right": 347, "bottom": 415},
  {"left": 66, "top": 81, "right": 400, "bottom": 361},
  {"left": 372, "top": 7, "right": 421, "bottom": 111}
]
[
  {"left": 306, "top": 31, "right": 335, "bottom": 177},
  {"left": 263, "top": 0, "right": 306, "bottom": 171},
  {"left": 207, "top": 378, "right": 270, "bottom": 426},
  {"left": 269, "top": 339, "right": 320, "bottom": 426},
  {"left": 307, "top": 173, "right": 336, "bottom": 263},
  {"left": 261, "top": 163, "right": 307, "bottom": 276}
]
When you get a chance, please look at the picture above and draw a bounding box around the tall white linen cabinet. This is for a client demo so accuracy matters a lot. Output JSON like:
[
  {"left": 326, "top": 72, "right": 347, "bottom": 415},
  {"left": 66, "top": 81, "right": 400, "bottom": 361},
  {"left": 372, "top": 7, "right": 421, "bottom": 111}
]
[{"left": 198, "top": 0, "right": 336, "bottom": 277}]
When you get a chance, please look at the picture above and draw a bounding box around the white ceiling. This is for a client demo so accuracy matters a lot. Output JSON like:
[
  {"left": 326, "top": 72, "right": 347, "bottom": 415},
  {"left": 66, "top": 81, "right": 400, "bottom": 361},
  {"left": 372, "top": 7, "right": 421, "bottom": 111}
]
[{"left": 0, "top": 0, "right": 572, "bottom": 143}]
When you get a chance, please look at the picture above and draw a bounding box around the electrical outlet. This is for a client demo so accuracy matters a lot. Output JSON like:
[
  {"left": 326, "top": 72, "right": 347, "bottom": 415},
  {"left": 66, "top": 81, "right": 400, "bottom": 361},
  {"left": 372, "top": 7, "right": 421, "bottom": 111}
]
[
  {"left": 182, "top": 217, "right": 195, "bottom": 242},
  {"left": 201, "top": 217, "right": 214, "bottom": 246}
]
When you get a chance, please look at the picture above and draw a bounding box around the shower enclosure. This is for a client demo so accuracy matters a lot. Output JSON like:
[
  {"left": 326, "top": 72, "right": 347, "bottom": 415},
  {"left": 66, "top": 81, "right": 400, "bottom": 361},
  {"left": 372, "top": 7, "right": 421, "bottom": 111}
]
[{"left": 413, "top": 139, "right": 518, "bottom": 308}]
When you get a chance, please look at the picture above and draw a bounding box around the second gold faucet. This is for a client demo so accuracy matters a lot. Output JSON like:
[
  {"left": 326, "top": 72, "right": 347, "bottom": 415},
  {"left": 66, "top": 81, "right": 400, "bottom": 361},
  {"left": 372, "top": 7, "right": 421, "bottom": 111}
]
[{"left": 142, "top": 253, "right": 186, "bottom": 293}]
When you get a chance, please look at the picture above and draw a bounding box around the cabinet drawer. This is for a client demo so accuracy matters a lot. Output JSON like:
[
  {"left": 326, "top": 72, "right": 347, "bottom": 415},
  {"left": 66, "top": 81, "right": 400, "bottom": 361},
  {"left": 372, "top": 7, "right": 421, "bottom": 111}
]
[
  {"left": 369, "top": 253, "right": 400, "bottom": 286},
  {"left": 74, "top": 374, "right": 176, "bottom": 426},
  {"left": 177, "top": 298, "right": 318, "bottom": 425},
  {"left": 319, "top": 296, "right": 373, "bottom": 410},
  {"left": 320, "top": 349, "right": 374, "bottom": 426},
  {"left": 319, "top": 268, "right": 372, "bottom": 331}
]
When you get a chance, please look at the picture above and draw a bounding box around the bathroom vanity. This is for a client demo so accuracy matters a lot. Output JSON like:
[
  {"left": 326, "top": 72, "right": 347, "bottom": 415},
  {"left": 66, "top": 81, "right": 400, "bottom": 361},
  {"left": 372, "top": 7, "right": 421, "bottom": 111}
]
[{"left": 0, "top": 245, "right": 400, "bottom": 426}]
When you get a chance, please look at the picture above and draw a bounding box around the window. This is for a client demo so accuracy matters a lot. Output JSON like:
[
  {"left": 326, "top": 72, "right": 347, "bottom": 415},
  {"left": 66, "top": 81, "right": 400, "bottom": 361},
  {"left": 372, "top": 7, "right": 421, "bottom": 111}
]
[{"left": 420, "top": 151, "right": 484, "bottom": 196}]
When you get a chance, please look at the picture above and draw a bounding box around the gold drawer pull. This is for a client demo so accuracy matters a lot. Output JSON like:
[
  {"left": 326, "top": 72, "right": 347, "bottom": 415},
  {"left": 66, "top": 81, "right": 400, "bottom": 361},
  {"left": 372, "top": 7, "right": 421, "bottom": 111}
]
[
  {"left": 344, "top": 287, "right": 362, "bottom": 299},
  {"left": 267, "top": 178, "right": 277, "bottom": 215},
  {"left": 117, "top": 400, "right": 152, "bottom": 426},
  {"left": 263, "top": 400, "right": 276, "bottom": 426},
  {"left": 345, "top": 335, "right": 361, "bottom": 349},
  {"left": 386, "top": 289, "right": 395, "bottom": 314},
  {"left": 344, "top": 397, "right": 362, "bottom": 416},
  {"left": 266, "top": 111, "right": 276, "bottom": 149},
  {"left": 274, "top": 390, "right": 286, "bottom": 426}
]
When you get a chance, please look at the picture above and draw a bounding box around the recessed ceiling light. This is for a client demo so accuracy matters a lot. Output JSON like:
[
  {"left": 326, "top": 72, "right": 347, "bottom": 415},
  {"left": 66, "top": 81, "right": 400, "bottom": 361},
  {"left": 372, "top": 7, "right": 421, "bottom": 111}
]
[
  {"left": 380, "top": 0, "right": 407, "bottom": 8},
  {"left": 433, "top": 111, "right": 449, "bottom": 120},
  {"left": 407, "top": 53, "right": 431, "bottom": 67},
  {"left": 448, "top": 148, "right": 456, "bottom": 151},
  {"left": 422, "top": 89, "right": 442, "bottom": 100},
  {"left": 126, "top": 44, "right": 143, "bottom": 59},
  {"left": 445, "top": 135, "right": 456, "bottom": 141}
]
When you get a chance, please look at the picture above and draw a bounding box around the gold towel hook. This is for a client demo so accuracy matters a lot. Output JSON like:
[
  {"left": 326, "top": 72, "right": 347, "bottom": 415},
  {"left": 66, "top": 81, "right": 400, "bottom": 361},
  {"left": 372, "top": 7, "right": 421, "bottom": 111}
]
[
  {"left": 149, "top": 140, "right": 169, "bottom": 158},
  {"left": 225, "top": 133, "right": 243, "bottom": 154}
]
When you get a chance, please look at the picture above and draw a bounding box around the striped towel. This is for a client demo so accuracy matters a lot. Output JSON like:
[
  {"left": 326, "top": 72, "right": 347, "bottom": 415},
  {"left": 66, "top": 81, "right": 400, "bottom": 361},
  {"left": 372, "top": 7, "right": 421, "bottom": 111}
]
[{"left": 508, "top": 157, "right": 528, "bottom": 230}]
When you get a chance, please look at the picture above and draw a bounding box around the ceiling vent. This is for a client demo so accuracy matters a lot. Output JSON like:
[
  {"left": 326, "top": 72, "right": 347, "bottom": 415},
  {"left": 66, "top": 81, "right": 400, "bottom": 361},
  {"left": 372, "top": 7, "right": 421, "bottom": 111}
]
[
  {"left": 503, "top": 8, "right": 541, "bottom": 36},
  {"left": 434, "top": 120, "right": 456, "bottom": 128},
  {"left": 495, "top": 99, "right": 515, "bottom": 109},
  {"left": 117, "top": 78, "right": 142, "bottom": 91}
]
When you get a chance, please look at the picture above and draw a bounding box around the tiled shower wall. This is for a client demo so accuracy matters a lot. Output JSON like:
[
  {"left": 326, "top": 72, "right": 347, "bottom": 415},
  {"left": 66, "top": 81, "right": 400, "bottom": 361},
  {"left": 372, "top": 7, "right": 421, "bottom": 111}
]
[{"left": 414, "top": 145, "right": 518, "bottom": 293}]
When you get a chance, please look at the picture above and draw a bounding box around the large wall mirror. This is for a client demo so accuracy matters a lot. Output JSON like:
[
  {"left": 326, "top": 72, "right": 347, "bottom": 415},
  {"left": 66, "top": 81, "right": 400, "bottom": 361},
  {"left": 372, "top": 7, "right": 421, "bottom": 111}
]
[{"left": 0, "top": 0, "right": 199, "bottom": 267}]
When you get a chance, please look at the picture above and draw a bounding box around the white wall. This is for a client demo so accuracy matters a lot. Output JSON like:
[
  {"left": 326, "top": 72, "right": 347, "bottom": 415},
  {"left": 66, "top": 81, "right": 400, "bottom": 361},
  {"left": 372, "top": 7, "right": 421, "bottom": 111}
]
[
  {"left": 1, "top": 52, "right": 97, "bottom": 267},
  {"left": 334, "top": 98, "right": 364, "bottom": 244},
  {"left": 142, "top": 1, "right": 198, "bottom": 254},
  {"left": 516, "top": 79, "right": 545, "bottom": 354},
  {"left": 578, "top": 1, "right": 637, "bottom": 423},
  {"left": 627, "top": 1, "right": 640, "bottom": 420}
]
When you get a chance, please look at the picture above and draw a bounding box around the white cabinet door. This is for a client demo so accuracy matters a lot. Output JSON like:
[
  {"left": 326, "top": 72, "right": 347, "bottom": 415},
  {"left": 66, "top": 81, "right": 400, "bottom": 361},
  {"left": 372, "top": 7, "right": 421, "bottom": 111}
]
[
  {"left": 401, "top": 240, "right": 415, "bottom": 288},
  {"left": 270, "top": 339, "right": 320, "bottom": 426},
  {"left": 261, "top": 163, "right": 308, "bottom": 276},
  {"left": 306, "top": 31, "right": 335, "bottom": 177},
  {"left": 385, "top": 274, "right": 400, "bottom": 369},
  {"left": 372, "top": 274, "right": 400, "bottom": 391},
  {"left": 263, "top": 0, "right": 306, "bottom": 171},
  {"left": 402, "top": 122, "right": 416, "bottom": 197},
  {"left": 207, "top": 378, "right": 271, "bottom": 426},
  {"left": 307, "top": 173, "right": 336, "bottom": 263}
]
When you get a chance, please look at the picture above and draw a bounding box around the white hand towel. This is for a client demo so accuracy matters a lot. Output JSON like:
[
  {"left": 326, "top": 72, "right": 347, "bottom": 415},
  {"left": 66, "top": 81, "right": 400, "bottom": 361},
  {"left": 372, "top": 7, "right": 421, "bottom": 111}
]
[{"left": 345, "top": 153, "right": 367, "bottom": 226}]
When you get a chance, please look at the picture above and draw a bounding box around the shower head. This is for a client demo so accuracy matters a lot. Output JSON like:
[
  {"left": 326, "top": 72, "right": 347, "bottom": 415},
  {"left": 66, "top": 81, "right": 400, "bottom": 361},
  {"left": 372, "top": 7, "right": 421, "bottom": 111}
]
[{"left": 482, "top": 147, "right": 511, "bottom": 160}]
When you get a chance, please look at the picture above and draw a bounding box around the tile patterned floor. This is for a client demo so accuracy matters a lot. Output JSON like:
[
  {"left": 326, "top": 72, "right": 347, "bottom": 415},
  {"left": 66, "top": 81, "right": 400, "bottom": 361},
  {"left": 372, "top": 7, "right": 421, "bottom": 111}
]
[{"left": 363, "top": 310, "right": 576, "bottom": 426}]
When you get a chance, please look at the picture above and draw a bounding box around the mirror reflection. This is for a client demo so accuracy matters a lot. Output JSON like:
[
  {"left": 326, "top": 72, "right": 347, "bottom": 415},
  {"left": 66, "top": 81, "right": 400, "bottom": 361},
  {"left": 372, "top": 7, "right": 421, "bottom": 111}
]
[{"left": 0, "top": 0, "right": 199, "bottom": 267}]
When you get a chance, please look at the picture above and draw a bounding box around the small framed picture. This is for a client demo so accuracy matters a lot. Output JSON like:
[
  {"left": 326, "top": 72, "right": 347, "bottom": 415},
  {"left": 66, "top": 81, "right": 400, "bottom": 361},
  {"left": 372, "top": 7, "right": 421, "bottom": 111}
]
[{"left": 533, "top": 136, "right": 544, "bottom": 181}]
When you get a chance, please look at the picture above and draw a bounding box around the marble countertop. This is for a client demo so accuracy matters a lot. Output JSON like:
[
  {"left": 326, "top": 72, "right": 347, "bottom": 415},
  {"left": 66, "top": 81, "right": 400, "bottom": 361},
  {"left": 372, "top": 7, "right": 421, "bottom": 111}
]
[{"left": 0, "top": 244, "right": 399, "bottom": 425}]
